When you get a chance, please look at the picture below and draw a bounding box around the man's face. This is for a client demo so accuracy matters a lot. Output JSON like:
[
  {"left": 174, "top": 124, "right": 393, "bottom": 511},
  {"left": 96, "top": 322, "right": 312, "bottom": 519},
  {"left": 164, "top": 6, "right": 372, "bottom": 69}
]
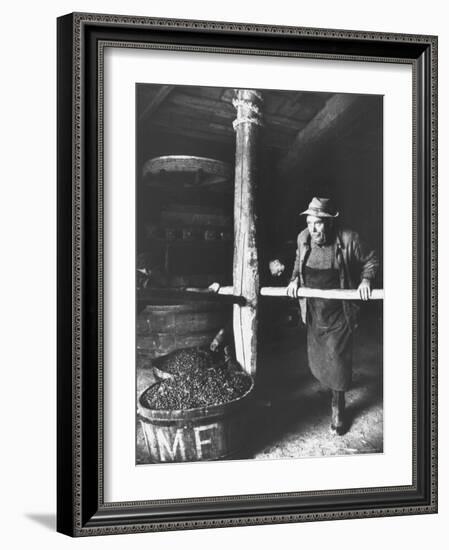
[{"left": 307, "top": 215, "right": 329, "bottom": 245}]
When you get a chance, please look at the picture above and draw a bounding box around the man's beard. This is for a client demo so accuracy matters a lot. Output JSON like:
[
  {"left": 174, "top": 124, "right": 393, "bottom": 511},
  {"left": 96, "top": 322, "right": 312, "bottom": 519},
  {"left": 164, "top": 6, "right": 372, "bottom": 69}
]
[
  {"left": 311, "top": 224, "right": 334, "bottom": 246},
  {"left": 311, "top": 232, "right": 327, "bottom": 245}
]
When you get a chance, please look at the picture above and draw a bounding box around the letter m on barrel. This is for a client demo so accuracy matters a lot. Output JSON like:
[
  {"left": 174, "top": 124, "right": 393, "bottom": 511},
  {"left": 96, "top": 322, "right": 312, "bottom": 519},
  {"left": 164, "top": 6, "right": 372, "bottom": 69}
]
[{"left": 155, "top": 428, "right": 187, "bottom": 462}]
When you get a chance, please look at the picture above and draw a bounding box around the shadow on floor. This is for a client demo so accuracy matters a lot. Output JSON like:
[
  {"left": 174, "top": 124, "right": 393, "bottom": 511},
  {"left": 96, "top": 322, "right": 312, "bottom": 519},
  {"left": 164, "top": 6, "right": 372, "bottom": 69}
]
[
  {"left": 25, "top": 513, "right": 56, "bottom": 531},
  {"left": 243, "top": 313, "right": 383, "bottom": 459}
]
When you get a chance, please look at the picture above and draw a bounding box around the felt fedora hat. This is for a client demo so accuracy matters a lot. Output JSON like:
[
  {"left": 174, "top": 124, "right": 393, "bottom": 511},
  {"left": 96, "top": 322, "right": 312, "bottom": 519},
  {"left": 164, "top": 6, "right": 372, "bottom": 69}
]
[{"left": 300, "top": 197, "right": 339, "bottom": 218}]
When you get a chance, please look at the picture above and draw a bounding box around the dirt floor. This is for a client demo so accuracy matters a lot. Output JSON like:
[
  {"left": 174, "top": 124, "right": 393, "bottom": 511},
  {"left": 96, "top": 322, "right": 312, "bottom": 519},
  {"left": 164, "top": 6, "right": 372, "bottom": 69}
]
[{"left": 136, "top": 308, "right": 383, "bottom": 463}]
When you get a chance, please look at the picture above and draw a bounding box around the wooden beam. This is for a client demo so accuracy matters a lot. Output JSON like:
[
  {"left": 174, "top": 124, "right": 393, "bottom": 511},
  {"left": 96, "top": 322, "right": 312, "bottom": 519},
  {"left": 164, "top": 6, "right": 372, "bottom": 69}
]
[
  {"left": 277, "top": 94, "right": 363, "bottom": 176},
  {"left": 183, "top": 285, "right": 384, "bottom": 300},
  {"left": 149, "top": 122, "right": 231, "bottom": 144},
  {"left": 138, "top": 85, "right": 174, "bottom": 122},
  {"left": 260, "top": 287, "right": 384, "bottom": 300},
  {"left": 264, "top": 113, "right": 307, "bottom": 132},
  {"left": 168, "top": 93, "right": 234, "bottom": 119},
  {"left": 232, "top": 89, "right": 263, "bottom": 376},
  {"left": 137, "top": 287, "right": 245, "bottom": 304}
]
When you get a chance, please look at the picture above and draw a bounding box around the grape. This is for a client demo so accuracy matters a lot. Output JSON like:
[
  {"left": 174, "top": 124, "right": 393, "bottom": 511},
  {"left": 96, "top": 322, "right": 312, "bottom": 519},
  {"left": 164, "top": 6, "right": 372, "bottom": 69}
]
[{"left": 142, "top": 347, "right": 252, "bottom": 410}]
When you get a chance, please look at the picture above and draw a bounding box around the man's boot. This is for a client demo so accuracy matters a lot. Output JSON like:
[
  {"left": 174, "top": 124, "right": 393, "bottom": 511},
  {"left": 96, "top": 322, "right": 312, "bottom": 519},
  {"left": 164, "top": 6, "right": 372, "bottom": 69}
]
[{"left": 331, "top": 390, "right": 345, "bottom": 435}]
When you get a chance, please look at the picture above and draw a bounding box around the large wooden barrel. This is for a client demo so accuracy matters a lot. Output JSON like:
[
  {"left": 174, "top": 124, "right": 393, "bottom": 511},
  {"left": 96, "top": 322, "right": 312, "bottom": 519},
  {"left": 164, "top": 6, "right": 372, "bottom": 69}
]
[
  {"left": 137, "top": 380, "right": 254, "bottom": 462},
  {"left": 137, "top": 302, "right": 230, "bottom": 359}
]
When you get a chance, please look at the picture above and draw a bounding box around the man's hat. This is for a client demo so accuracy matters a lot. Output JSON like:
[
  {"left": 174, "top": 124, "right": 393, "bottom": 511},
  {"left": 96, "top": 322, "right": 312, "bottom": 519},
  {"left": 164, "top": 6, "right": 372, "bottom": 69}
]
[{"left": 300, "top": 197, "right": 339, "bottom": 218}]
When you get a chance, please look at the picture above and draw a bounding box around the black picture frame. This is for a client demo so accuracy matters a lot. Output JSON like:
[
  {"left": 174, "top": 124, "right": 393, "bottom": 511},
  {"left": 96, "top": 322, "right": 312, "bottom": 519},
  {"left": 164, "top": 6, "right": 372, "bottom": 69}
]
[{"left": 57, "top": 12, "right": 438, "bottom": 536}]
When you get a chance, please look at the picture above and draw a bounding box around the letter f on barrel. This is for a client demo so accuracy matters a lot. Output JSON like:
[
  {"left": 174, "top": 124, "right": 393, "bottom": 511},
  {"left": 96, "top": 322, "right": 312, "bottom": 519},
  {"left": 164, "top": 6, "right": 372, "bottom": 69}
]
[{"left": 193, "top": 423, "right": 217, "bottom": 459}]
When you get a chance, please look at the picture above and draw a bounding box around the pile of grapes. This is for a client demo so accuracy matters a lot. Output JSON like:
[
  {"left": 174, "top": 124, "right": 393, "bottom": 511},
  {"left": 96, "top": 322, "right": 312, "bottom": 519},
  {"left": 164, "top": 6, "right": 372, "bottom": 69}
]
[
  {"left": 154, "top": 348, "right": 213, "bottom": 376},
  {"left": 141, "top": 348, "right": 252, "bottom": 410}
]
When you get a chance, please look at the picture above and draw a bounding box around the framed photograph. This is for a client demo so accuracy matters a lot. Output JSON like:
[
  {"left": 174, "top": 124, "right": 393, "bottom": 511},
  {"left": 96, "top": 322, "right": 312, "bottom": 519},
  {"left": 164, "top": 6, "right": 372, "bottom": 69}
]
[{"left": 57, "top": 12, "right": 437, "bottom": 536}]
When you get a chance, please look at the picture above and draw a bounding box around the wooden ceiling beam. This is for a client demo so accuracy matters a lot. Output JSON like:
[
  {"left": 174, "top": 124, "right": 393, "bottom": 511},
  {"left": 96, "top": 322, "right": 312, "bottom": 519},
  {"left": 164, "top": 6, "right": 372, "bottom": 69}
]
[
  {"left": 149, "top": 122, "right": 231, "bottom": 144},
  {"left": 277, "top": 94, "right": 366, "bottom": 176},
  {"left": 168, "top": 93, "right": 234, "bottom": 119},
  {"left": 138, "top": 85, "right": 175, "bottom": 122}
]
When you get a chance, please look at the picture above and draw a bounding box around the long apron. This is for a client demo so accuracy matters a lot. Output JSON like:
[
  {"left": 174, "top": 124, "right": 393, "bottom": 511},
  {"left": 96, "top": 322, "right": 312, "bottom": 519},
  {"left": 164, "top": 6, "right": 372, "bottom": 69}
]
[{"left": 303, "top": 264, "right": 353, "bottom": 391}]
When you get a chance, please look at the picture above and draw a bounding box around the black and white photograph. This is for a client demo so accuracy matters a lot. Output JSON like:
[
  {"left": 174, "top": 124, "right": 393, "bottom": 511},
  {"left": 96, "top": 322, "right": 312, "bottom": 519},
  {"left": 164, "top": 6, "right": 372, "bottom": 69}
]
[
  {"left": 1, "top": 0, "right": 443, "bottom": 543},
  {"left": 52, "top": 7, "right": 437, "bottom": 540},
  {"left": 135, "top": 84, "right": 383, "bottom": 464}
]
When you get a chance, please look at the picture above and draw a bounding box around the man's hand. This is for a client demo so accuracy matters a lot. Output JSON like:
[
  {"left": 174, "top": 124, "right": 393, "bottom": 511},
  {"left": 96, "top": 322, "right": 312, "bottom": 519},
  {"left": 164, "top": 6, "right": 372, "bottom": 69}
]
[
  {"left": 358, "top": 278, "right": 371, "bottom": 301},
  {"left": 286, "top": 278, "right": 299, "bottom": 298},
  {"left": 208, "top": 282, "right": 221, "bottom": 293}
]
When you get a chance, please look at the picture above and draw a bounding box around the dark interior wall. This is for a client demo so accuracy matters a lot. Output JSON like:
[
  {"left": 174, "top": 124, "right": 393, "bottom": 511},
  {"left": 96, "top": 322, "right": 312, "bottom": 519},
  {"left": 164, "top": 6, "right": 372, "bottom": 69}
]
[
  {"left": 264, "top": 95, "right": 383, "bottom": 287},
  {"left": 136, "top": 85, "right": 383, "bottom": 290},
  {"left": 136, "top": 130, "right": 235, "bottom": 245},
  {"left": 136, "top": 83, "right": 235, "bottom": 248},
  {"left": 136, "top": 85, "right": 236, "bottom": 285}
]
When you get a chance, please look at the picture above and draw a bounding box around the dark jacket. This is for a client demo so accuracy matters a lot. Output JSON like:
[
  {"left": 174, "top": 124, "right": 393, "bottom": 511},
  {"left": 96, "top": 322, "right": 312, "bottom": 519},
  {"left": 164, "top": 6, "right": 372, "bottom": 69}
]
[{"left": 290, "top": 227, "right": 379, "bottom": 330}]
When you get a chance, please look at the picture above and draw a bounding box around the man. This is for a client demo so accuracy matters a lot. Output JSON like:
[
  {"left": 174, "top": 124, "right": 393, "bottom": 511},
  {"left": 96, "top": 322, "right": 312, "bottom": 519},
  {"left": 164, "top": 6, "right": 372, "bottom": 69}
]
[
  {"left": 269, "top": 258, "right": 286, "bottom": 279},
  {"left": 286, "top": 197, "right": 378, "bottom": 435}
]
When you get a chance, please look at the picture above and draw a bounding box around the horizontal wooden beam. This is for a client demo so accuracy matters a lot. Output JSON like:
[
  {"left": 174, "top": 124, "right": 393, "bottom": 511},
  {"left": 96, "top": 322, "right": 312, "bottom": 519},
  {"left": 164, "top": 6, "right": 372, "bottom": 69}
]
[
  {"left": 137, "top": 287, "right": 244, "bottom": 304},
  {"left": 139, "top": 286, "right": 384, "bottom": 301},
  {"left": 260, "top": 287, "right": 384, "bottom": 300},
  {"left": 184, "top": 285, "right": 384, "bottom": 300}
]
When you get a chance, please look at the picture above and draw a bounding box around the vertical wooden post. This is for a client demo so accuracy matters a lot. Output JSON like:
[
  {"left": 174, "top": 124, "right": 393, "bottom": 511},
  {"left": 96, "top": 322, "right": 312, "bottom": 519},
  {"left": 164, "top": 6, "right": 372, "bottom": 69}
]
[{"left": 232, "top": 89, "right": 263, "bottom": 376}]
